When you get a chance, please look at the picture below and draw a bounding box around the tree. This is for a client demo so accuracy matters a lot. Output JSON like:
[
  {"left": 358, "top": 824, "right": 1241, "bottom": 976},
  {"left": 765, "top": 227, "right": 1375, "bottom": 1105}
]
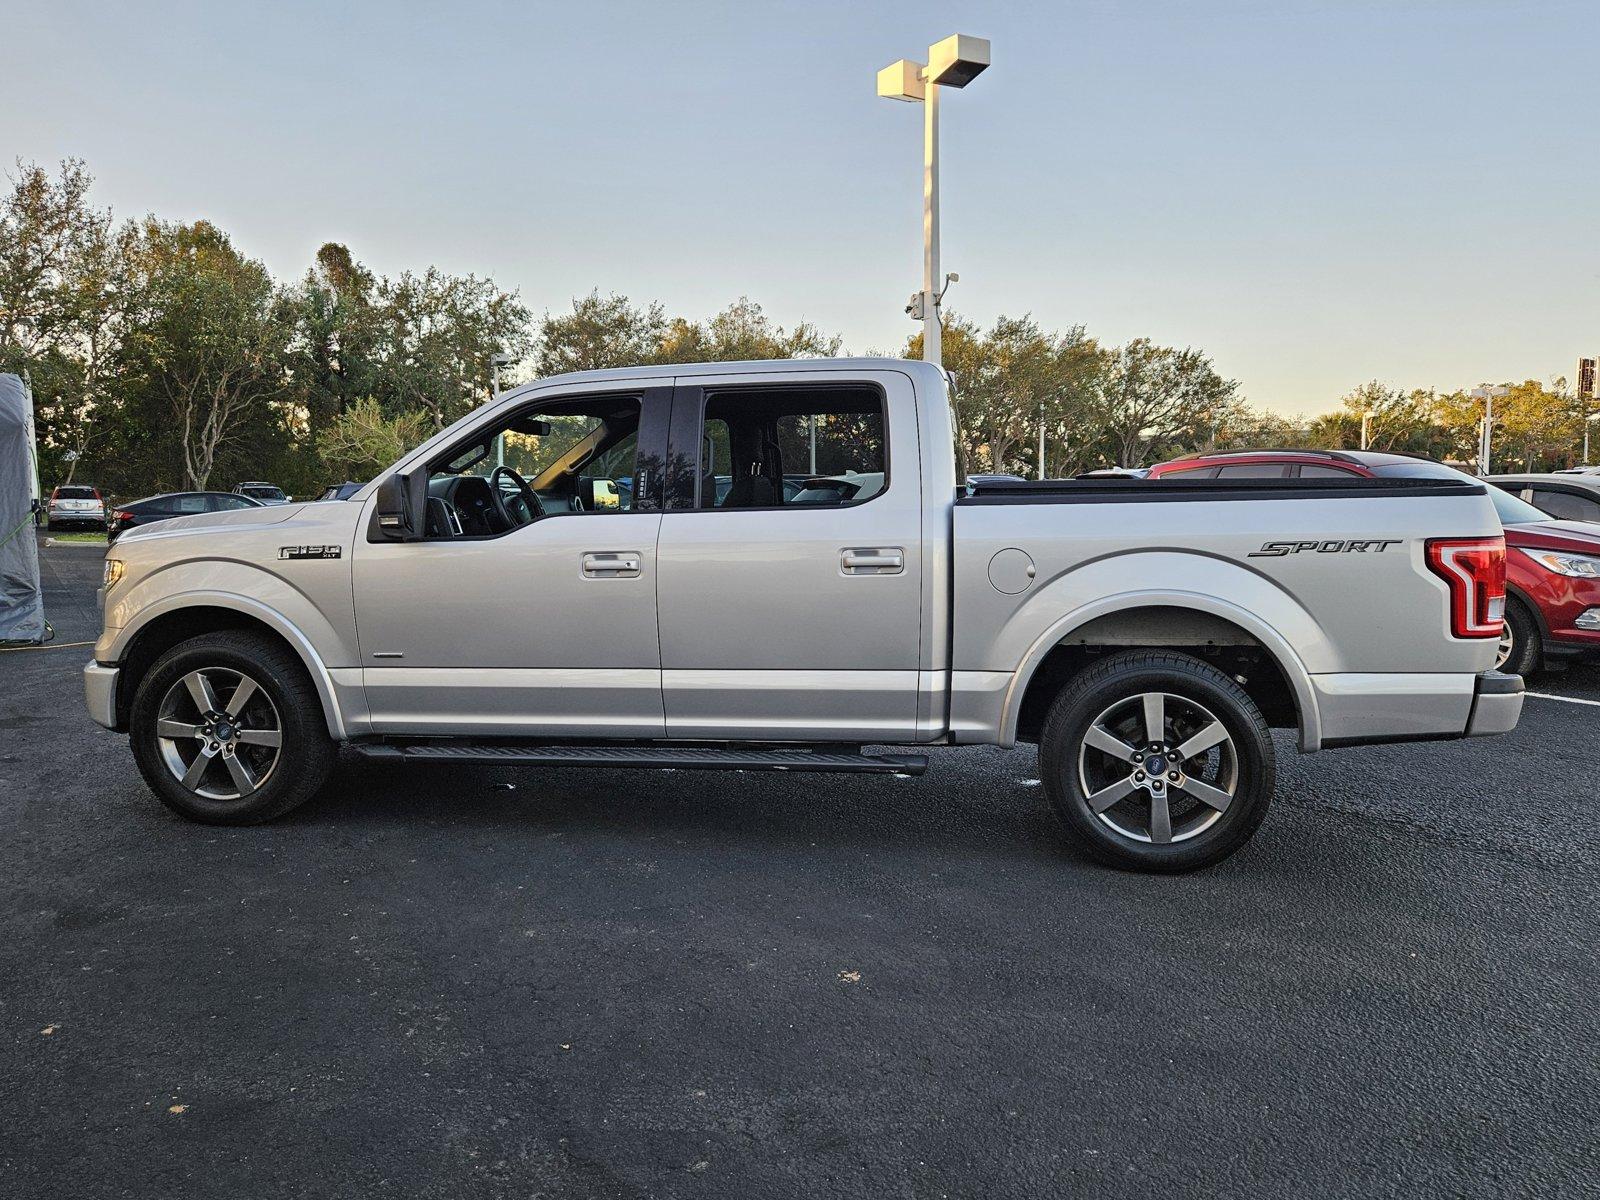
[
  {"left": 535, "top": 291, "right": 668, "bottom": 376},
  {"left": 316, "top": 394, "right": 432, "bottom": 478},
  {"left": 657, "top": 297, "right": 842, "bottom": 364},
  {"left": 909, "top": 313, "right": 1106, "bottom": 477},
  {"left": 379, "top": 267, "right": 533, "bottom": 431},
  {"left": 1093, "top": 339, "right": 1238, "bottom": 467},
  {"left": 120, "top": 219, "right": 293, "bottom": 490}
]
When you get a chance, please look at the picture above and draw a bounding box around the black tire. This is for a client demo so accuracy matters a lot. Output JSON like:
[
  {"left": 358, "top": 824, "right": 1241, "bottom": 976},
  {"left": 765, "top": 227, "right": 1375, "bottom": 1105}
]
[
  {"left": 129, "top": 630, "right": 336, "bottom": 825},
  {"left": 1039, "top": 650, "right": 1274, "bottom": 873},
  {"left": 1497, "top": 597, "right": 1542, "bottom": 678}
]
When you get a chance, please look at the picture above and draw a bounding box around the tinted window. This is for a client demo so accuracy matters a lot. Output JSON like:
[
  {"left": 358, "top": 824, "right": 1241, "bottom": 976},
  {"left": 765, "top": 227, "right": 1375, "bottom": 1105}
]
[
  {"left": 1216, "top": 463, "right": 1288, "bottom": 479},
  {"left": 1161, "top": 466, "right": 1219, "bottom": 478},
  {"left": 698, "top": 388, "right": 886, "bottom": 510},
  {"left": 1531, "top": 488, "right": 1600, "bottom": 523},
  {"left": 240, "top": 485, "right": 285, "bottom": 500},
  {"left": 55, "top": 486, "right": 97, "bottom": 499},
  {"left": 1297, "top": 464, "right": 1360, "bottom": 478},
  {"left": 213, "top": 494, "right": 259, "bottom": 510}
]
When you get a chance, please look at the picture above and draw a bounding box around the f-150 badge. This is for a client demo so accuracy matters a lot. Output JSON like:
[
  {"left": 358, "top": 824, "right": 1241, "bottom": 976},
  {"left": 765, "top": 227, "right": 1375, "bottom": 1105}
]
[
  {"left": 1249, "top": 539, "right": 1401, "bottom": 557},
  {"left": 279, "top": 545, "right": 342, "bottom": 560}
]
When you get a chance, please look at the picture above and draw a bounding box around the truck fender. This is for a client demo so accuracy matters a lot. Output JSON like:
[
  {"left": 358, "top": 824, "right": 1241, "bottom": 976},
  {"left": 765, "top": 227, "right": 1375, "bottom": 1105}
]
[
  {"left": 1000, "top": 586, "right": 1323, "bottom": 753},
  {"left": 105, "top": 582, "right": 355, "bottom": 741}
]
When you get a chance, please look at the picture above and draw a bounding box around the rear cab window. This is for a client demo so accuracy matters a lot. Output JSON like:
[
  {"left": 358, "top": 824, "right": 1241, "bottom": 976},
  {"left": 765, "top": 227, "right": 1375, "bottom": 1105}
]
[{"left": 693, "top": 386, "right": 887, "bottom": 510}]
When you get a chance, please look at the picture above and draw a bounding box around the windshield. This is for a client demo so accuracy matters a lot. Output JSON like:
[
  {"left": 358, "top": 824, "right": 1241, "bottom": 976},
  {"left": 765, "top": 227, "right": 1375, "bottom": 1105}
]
[
  {"left": 242, "top": 485, "right": 284, "bottom": 499},
  {"left": 1370, "top": 461, "right": 1549, "bottom": 525}
]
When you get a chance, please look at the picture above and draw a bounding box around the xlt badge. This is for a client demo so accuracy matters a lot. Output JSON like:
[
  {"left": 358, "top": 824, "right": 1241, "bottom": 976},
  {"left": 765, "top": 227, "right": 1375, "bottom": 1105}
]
[
  {"left": 1249, "top": 539, "right": 1401, "bottom": 558},
  {"left": 279, "top": 545, "right": 342, "bottom": 560}
]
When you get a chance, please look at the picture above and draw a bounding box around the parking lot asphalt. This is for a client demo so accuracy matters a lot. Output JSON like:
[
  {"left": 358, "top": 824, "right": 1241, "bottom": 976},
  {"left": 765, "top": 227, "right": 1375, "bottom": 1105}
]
[{"left": 2, "top": 541, "right": 1596, "bottom": 1199}]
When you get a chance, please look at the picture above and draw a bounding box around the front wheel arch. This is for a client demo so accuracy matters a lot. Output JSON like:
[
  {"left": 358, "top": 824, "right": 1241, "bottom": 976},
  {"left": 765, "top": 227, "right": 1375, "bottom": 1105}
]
[{"left": 114, "top": 606, "right": 337, "bottom": 737}]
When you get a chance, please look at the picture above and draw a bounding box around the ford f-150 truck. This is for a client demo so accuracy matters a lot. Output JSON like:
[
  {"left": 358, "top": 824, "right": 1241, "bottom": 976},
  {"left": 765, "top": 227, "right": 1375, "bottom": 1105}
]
[{"left": 84, "top": 359, "right": 1522, "bottom": 871}]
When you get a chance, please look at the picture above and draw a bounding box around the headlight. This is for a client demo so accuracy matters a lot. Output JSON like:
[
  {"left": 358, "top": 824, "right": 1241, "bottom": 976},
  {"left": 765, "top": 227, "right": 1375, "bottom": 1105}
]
[
  {"left": 1524, "top": 549, "right": 1600, "bottom": 578},
  {"left": 103, "top": 559, "right": 125, "bottom": 589}
]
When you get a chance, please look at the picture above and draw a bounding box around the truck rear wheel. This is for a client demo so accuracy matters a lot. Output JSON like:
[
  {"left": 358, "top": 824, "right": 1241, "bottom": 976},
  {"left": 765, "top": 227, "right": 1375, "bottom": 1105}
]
[
  {"left": 1039, "top": 650, "right": 1274, "bottom": 873},
  {"left": 129, "top": 631, "right": 335, "bottom": 825}
]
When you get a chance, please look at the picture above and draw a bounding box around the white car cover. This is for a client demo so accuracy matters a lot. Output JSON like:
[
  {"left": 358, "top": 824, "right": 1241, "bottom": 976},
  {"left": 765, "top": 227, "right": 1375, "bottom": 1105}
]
[{"left": 0, "top": 373, "right": 45, "bottom": 644}]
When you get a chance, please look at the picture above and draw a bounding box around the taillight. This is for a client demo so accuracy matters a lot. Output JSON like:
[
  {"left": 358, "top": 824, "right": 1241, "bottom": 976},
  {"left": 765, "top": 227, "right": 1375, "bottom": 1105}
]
[
  {"left": 1425, "top": 537, "right": 1506, "bottom": 638},
  {"left": 112, "top": 509, "right": 134, "bottom": 522}
]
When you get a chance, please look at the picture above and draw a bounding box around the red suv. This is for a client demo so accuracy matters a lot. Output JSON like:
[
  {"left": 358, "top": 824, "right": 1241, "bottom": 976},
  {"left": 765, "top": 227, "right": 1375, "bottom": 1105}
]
[{"left": 1150, "top": 449, "right": 1600, "bottom": 675}]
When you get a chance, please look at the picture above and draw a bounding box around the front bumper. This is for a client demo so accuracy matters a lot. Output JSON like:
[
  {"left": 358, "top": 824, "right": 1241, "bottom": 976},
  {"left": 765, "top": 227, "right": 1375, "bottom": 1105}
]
[
  {"left": 84, "top": 660, "right": 119, "bottom": 730},
  {"left": 1465, "top": 670, "right": 1523, "bottom": 737}
]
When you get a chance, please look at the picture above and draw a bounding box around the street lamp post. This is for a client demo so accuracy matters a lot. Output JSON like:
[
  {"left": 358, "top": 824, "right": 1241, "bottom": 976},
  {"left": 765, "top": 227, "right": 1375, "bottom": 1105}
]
[
  {"left": 878, "top": 34, "right": 991, "bottom": 368},
  {"left": 491, "top": 352, "right": 514, "bottom": 469},
  {"left": 1470, "top": 384, "right": 1507, "bottom": 475}
]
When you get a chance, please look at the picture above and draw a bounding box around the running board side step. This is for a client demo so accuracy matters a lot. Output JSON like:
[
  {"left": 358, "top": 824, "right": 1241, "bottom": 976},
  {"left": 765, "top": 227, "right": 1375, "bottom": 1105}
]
[{"left": 354, "top": 743, "right": 929, "bottom": 776}]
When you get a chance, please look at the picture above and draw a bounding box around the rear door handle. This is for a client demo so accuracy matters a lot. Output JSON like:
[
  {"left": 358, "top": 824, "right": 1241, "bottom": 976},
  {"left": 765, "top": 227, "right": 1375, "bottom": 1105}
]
[
  {"left": 841, "top": 547, "right": 904, "bottom": 575},
  {"left": 582, "top": 551, "right": 642, "bottom": 578}
]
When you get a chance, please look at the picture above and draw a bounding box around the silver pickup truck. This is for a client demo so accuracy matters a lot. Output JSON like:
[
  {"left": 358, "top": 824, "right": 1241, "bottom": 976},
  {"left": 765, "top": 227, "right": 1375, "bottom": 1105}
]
[{"left": 84, "top": 359, "right": 1521, "bottom": 871}]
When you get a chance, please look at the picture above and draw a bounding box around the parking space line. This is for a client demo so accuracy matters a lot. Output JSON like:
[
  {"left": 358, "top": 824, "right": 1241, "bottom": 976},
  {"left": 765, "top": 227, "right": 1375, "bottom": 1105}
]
[
  {"left": 1523, "top": 691, "right": 1600, "bottom": 708},
  {"left": 0, "top": 640, "right": 94, "bottom": 654}
]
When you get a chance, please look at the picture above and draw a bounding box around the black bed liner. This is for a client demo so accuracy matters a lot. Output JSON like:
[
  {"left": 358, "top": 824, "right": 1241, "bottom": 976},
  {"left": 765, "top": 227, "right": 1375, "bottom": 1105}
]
[{"left": 958, "top": 476, "right": 1486, "bottom": 505}]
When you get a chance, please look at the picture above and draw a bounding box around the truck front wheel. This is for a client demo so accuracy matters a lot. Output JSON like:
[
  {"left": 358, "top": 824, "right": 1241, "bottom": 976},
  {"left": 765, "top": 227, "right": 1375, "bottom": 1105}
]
[
  {"left": 1039, "top": 650, "right": 1274, "bottom": 872},
  {"left": 129, "top": 631, "right": 336, "bottom": 825}
]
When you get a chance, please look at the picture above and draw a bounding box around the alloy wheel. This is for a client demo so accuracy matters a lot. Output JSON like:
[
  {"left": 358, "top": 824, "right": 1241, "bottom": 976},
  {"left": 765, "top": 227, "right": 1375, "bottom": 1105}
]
[
  {"left": 1076, "top": 690, "right": 1238, "bottom": 844},
  {"left": 155, "top": 667, "right": 283, "bottom": 800}
]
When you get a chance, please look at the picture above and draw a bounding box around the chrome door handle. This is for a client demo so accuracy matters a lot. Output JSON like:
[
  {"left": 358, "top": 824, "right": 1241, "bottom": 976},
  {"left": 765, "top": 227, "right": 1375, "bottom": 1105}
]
[
  {"left": 841, "top": 547, "right": 904, "bottom": 575},
  {"left": 582, "top": 551, "right": 642, "bottom": 578}
]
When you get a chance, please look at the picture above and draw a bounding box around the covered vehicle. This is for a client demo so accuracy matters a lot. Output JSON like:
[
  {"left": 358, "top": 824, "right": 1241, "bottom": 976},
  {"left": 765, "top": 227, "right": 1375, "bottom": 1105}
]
[{"left": 0, "top": 373, "right": 45, "bottom": 644}]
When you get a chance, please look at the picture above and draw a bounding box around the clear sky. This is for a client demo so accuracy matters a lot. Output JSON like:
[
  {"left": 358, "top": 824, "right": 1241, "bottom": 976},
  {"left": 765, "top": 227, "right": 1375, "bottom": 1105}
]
[{"left": 5, "top": 0, "right": 1597, "bottom": 415}]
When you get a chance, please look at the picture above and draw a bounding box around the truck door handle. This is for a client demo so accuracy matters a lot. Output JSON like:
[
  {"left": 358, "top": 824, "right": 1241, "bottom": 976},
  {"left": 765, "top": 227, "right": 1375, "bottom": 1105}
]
[
  {"left": 582, "top": 552, "right": 642, "bottom": 578},
  {"left": 841, "top": 547, "right": 904, "bottom": 575}
]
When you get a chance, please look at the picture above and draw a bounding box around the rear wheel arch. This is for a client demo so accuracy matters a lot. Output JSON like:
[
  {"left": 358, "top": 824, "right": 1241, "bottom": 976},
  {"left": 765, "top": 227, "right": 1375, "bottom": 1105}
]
[{"left": 1007, "top": 600, "right": 1316, "bottom": 749}]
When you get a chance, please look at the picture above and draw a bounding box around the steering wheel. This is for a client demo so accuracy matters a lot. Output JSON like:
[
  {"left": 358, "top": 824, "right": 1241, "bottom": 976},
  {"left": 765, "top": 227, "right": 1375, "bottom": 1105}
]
[{"left": 488, "top": 465, "right": 543, "bottom": 529}]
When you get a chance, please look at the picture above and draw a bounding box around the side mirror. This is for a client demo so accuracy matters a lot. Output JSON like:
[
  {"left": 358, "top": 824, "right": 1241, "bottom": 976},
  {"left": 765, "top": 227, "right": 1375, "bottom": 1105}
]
[
  {"left": 591, "top": 479, "right": 620, "bottom": 510},
  {"left": 373, "top": 472, "right": 426, "bottom": 541}
]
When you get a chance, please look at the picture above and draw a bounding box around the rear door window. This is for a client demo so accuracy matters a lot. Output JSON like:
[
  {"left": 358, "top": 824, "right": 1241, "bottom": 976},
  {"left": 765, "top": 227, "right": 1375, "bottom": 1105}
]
[
  {"left": 1530, "top": 488, "right": 1600, "bottom": 522},
  {"left": 695, "top": 387, "right": 886, "bottom": 510},
  {"left": 1296, "top": 464, "right": 1359, "bottom": 478},
  {"left": 1216, "top": 463, "right": 1288, "bottom": 478}
]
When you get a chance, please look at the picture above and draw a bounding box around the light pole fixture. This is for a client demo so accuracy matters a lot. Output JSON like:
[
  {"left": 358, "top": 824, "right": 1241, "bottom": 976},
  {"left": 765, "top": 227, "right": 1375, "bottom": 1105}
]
[
  {"left": 877, "top": 33, "right": 991, "bottom": 368},
  {"left": 1470, "top": 384, "right": 1507, "bottom": 475}
]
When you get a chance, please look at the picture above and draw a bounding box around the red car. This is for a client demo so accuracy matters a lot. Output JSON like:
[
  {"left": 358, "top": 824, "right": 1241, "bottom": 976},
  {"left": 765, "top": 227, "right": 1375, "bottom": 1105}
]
[{"left": 1150, "top": 449, "right": 1600, "bottom": 675}]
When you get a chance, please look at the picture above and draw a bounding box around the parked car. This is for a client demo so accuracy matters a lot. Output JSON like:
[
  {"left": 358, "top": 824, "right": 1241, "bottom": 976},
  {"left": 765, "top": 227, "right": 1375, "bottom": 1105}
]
[
  {"left": 108, "top": 491, "right": 264, "bottom": 544},
  {"left": 46, "top": 484, "right": 105, "bottom": 530},
  {"left": 87, "top": 360, "right": 1520, "bottom": 873},
  {"left": 1151, "top": 449, "right": 1600, "bottom": 674},
  {"left": 1147, "top": 449, "right": 1378, "bottom": 480},
  {"left": 233, "top": 481, "right": 289, "bottom": 504},
  {"left": 1486, "top": 473, "right": 1600, "bottom": 525}
]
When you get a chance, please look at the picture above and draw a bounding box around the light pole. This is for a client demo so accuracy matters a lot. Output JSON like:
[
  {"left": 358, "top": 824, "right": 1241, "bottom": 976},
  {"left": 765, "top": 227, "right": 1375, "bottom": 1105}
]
[
  {"left": 491, "top": 352, "right": 514, "bottom": 468},
  {"left": 1037, "top": 402, "right": 1046, "bottom": 480},
  {"left": 878, "top": 34, "right": 991, "bottom": 368},
  {"left": 1470, "top": 384, "right": 1507, "bottom": 475}
]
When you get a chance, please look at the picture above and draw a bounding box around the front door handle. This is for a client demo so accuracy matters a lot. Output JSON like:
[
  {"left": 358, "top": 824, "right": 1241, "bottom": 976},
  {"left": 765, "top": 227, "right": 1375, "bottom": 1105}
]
[
  {"left": 841, "top": 547, "right": 904, "bottom": 575},
  {"left": 582, "top": 551, "right": 642, "bottom": 578}
]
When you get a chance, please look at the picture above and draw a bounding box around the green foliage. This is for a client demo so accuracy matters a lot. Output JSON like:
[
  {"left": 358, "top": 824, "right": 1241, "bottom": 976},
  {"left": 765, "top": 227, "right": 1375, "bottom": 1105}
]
[{"left": 316, "top": 396, "right": 432, "bottom": 479}]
